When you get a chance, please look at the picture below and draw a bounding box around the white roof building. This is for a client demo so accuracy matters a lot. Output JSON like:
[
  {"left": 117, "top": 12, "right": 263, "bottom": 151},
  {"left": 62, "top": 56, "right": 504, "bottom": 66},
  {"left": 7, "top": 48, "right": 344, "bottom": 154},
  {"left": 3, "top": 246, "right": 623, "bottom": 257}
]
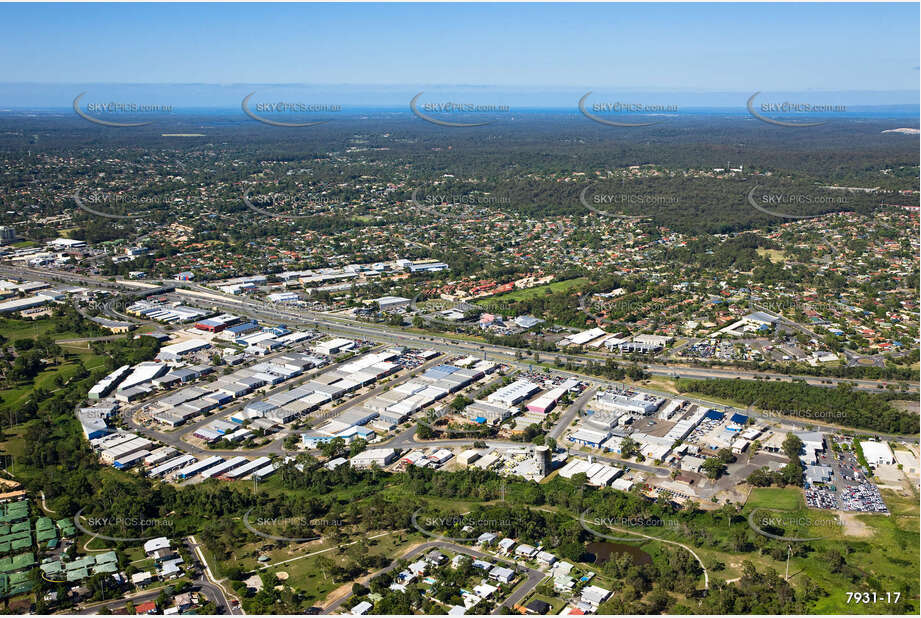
[
  {"left": 143, "top": 537, "right": 171, "bottom": 554},
  {"left": 486, "top": 379, "right": 540, "bottom": 407},
  {"left": 350, "top": 448, "right": 398, "bottom": 469},
  {"left": 581, "top": 585, "right": 611, "bottom": 608},
  {"left": 860, "top": 440, "right": 895, "bottom": 466},
  {"left": 156, "top": 338, "right": 211, "bottom": 361},
  {"left": 563, "top": 327, "right": 608, "bottom": 346}
]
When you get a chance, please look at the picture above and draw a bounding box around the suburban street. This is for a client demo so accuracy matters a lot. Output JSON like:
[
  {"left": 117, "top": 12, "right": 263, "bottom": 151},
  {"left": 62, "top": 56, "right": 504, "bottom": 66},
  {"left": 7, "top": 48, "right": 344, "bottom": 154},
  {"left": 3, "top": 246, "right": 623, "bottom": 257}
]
[
  {"left": 67, "top": 538, "right": 241, "bottom": 615},
  {"left": 322, "top": 540, "right": 547, "bottom": 615}
]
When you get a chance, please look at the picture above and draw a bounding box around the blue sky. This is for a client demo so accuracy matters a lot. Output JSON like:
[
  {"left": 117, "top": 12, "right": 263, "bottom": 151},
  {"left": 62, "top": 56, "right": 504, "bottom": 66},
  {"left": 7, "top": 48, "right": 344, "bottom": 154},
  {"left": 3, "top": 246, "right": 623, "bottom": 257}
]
[{"left": 0, "top": 3, "right": 917, "bottom": 105}]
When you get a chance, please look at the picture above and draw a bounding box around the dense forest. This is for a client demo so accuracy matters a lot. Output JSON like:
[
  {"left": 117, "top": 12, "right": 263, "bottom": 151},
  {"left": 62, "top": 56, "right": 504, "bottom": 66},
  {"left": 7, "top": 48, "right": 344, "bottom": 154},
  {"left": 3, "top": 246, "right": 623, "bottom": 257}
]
[
  {"left": 1, "top": 112, "right": 918, "bottom": 238},
  {"left": 676, "top": 378, "right": 919, "bottom": 434}
]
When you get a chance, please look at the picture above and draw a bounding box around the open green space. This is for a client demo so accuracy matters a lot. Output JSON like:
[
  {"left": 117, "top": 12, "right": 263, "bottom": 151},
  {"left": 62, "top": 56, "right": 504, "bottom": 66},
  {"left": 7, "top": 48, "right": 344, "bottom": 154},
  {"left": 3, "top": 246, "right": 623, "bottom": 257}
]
[
  {"left": 477, "top": 277, "right": 589, "bottom": 303},
  {"left": 745, "top": 487, "right": 805, "bottom": 511}
]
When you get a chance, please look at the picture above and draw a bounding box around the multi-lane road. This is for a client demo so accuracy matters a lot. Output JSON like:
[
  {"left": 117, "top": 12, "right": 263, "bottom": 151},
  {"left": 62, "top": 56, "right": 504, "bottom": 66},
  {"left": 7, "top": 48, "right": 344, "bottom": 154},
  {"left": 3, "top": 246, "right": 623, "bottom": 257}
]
[
  {"left": 171, "top": 283, "right": 915, "bottom": 394},
  {"left": 4, "top": 263, "right": 912, "bottom": 395},
  {"left": 5, "top": 263, "right": 917, "bottom": 446},
  {"left": 8, "top": 263, "right": 913, "bottom": 614}
]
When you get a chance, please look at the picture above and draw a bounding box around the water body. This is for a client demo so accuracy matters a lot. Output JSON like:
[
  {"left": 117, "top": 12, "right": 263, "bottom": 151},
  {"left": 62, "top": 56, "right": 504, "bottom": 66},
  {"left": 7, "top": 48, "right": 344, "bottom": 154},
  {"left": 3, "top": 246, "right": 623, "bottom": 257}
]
[{"left": 586, "top": 541, "right": 652, "bottom": 566}]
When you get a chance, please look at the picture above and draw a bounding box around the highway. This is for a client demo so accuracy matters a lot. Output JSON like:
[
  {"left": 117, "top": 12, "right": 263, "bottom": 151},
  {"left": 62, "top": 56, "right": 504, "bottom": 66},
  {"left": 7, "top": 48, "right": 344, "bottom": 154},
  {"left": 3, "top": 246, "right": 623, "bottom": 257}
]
[
  {"left": 172, "top": 284, "right": 914, "bottom": 394},
  {"left": 4, "top": 263, "right": 916, "bottom": 444},
  {"left": 3, "top": 263, "right": 913, "bottom": 394}
]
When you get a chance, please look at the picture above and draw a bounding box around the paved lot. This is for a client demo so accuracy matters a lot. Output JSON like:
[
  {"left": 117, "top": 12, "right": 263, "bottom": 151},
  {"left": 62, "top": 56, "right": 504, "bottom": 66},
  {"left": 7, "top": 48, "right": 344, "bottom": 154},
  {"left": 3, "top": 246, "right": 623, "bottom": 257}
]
[{"left": 805, "top": 443, "right": 889, "bottom": 513}]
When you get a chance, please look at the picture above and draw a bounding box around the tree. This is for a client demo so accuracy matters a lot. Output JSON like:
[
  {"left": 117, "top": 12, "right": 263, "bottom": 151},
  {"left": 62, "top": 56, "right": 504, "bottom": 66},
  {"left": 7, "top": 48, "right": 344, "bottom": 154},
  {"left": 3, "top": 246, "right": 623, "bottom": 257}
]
[
  {"left": 349, "top": 438, "right": 368, "bottom": 457},
  {"left": 702, "top": 457, "right": 725, "bottom": 479},
  {"left": 748, "top": 439, "right": 762, "bottom": 461},
  {"left": 782, "top": 433, "right": 804, "bottom": 461},
  {"left": 620, "top": 436, "right": 639, "bottom": 458},
  {"left": 450, "top": 395, "right": 471, "bottom": 411},
  {"left": 320, "top": 437, "right": 346, "bottom": 459}
]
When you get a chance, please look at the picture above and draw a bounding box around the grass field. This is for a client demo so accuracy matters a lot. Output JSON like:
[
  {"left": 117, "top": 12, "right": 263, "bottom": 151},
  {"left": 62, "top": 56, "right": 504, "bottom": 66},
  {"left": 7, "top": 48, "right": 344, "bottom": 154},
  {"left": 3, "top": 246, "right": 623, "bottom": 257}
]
[
  {"left": 0, "top": 353, "right": 107, "bottom": 412},
  {"left": 0, "top": 317, "right": 83, "bottom": 342},
  {"left": 520, "top": 593, "right": 564, "bottom": 614},
  {"left": 744, "top": 487, "right": 805, "bottom": 511},
  {"left": 0, "top": 316, "right": 110, "bottom": 410},
  {"left": 804, "top": 489, "right": 919, "bottom": 614},
  {"left": 477, "top": 277, "right": 589, "bottom": 303},
  {"left": 225, "top": 529, "right": 425, "bottom": 606},
  {"left": 738, "top": 485, "right": 919, "bottom": 614},
  {"left": 756, "top": 248, "right": 788, "bottom": 263}
]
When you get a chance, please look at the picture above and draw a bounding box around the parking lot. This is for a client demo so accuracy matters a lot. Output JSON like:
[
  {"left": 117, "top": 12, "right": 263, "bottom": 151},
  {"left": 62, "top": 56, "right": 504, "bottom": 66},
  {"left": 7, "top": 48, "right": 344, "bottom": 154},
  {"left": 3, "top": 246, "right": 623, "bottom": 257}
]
[
  {"left": 838, "top": 482, "right": 888, "bottom": 513},
  {"left": 805, "top": 438, "right": 889, "bottom": 514},
  {"left": 805, "top": 488, "right": 838, "bottom": 509}
]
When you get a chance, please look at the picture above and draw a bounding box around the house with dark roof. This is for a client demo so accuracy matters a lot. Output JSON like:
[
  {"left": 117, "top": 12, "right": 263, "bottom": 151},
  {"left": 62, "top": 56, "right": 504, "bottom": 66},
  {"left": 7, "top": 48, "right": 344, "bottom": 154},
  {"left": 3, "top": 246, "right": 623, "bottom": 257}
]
[{"left": 525, "top": 599, "right": 551, "bottom": 615}]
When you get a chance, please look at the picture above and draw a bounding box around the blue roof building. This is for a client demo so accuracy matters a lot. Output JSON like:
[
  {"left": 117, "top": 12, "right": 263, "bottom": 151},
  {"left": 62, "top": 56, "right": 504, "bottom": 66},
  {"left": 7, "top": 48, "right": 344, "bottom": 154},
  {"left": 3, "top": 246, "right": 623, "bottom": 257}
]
[
  {"left": 226, "top": 321, "right": 260, "bottom": 336},
  {"left": 423, "top": 365, "right": 459, "bottom": 380}
]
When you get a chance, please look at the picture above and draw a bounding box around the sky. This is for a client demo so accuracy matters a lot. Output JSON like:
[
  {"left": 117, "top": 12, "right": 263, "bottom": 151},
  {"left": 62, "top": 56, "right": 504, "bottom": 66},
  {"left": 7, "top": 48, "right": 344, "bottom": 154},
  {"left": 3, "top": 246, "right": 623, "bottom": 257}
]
[{"left": 0, "top": 2, "right": 918, "bottom": 106}]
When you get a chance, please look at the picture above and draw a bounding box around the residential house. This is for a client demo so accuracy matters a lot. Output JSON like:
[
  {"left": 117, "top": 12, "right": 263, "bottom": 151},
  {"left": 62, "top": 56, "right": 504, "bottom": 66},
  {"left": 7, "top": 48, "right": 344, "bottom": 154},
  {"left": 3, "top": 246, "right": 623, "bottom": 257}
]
[{"left": 489, "top": 566, "right": 515, "bottom": 584}]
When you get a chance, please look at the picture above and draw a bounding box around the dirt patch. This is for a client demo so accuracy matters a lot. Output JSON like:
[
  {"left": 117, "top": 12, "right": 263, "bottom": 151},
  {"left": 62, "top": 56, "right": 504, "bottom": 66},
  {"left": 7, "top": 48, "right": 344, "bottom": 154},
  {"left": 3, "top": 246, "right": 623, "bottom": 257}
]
[
  {"left": 890, "top": 400, "right": 919, "bottom": 415},
  {"left": 838, "top": 512, "right": 874, "bottom": 538},
  {"left": 319, "top": 539, "right": 430, "bottom": 610}
]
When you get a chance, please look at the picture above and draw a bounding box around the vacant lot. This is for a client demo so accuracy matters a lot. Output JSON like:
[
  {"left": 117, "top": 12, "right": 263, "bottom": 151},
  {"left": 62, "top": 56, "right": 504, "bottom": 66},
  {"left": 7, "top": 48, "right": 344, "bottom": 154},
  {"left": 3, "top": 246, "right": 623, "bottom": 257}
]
[
  {"left": 744, "top": 487, "right": 804, "bottom": 511},
  {"left": 479, "top": 277, "right": 588, "bottom": 302}
]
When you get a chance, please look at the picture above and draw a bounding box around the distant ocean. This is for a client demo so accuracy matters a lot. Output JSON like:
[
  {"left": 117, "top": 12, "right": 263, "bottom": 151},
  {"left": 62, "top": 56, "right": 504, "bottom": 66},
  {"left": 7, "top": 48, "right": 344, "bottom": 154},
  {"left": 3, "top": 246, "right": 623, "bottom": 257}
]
[
  {"left": 2, "top": 106, "right": 918, "bottom": 118},
  {"left": 0, "top": 83, "right": 917, "bottom": 115}
]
